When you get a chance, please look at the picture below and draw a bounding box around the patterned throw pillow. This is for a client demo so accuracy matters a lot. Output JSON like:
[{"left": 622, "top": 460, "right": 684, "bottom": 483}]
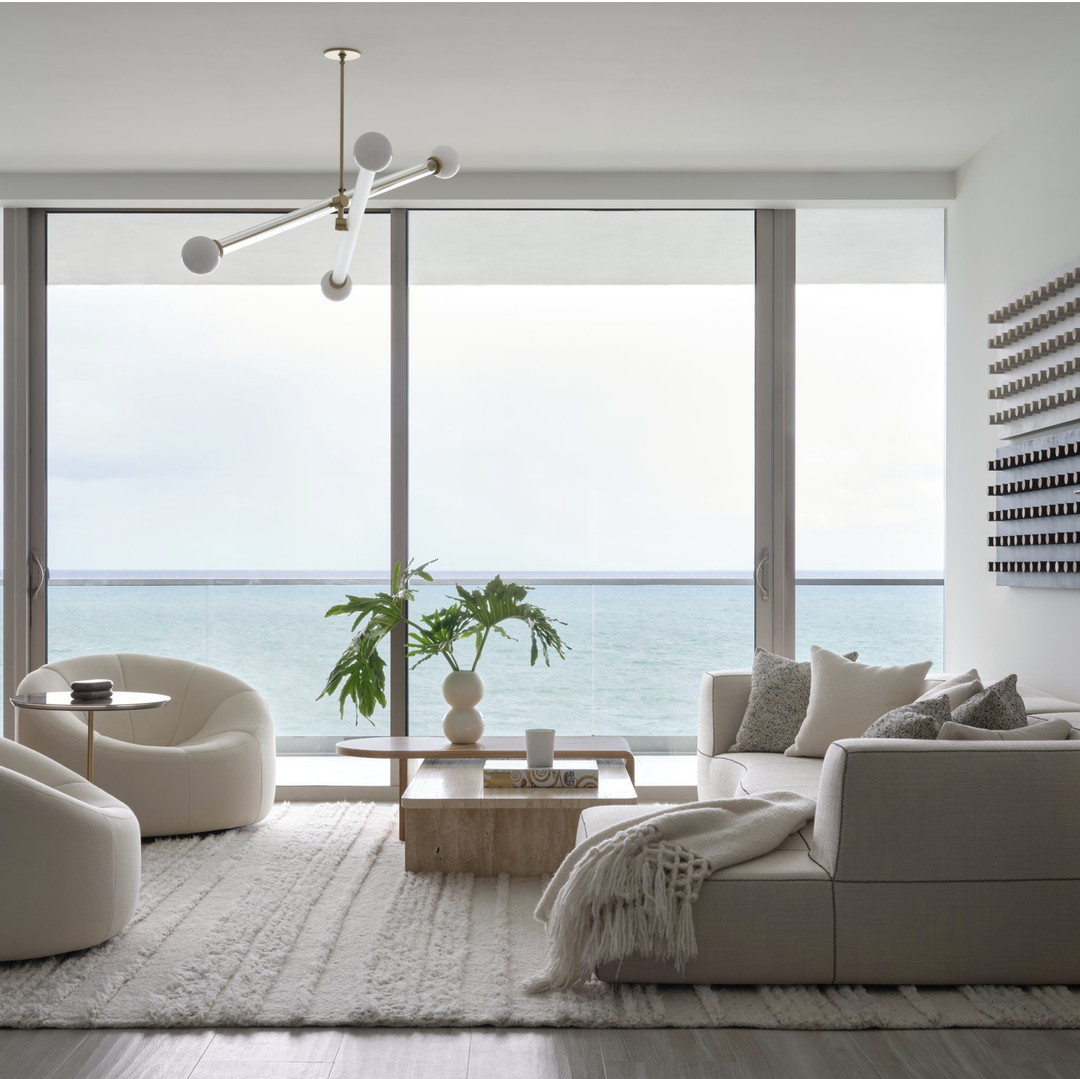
[
  {"left": 950, "top": 674, "right": 1027, "bottom": 731},
  {"left": 730, "top": 648, "right": 857, "bottom": 753},
  {"left": 862, "top": 695, "right": 951, "bottom": 740}
]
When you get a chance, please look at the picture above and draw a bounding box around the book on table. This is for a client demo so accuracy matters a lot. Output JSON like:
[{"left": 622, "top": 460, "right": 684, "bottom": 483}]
[{"left": 482, "top": 759, "right": 599, "bottom": 789}]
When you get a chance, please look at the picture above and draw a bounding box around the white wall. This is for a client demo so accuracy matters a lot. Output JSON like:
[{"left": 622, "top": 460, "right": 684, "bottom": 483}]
[{"left": 945, "top": 64, "right": 1080, "bottom": 701}]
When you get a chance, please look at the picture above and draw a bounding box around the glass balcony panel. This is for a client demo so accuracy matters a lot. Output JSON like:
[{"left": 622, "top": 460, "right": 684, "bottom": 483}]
[
  {"left": 45, "top": 212, "right": 392, "bottom": 749},
  {"left": 407, "top": 579, "right": 756, "bottom": 746},
  {"left": 407, "top": 211, "right": 756, "bottom": 747},
  {"left": 48, "top": 582, "right": 207, "bottom": 664},
  {"left": 794, "top": 582, "right": 943, "bottom": 669},
  {"left": 205, "top": 583, "right": 391, "bottom": 740},
  {"left": 795, "top": 210, "right": 945, "bottom": 666}
]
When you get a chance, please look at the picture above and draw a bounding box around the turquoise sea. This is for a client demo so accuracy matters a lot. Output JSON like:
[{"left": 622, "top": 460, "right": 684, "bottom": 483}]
[{"left": 43, "top": 573, "right": 944, "bottom": 744}]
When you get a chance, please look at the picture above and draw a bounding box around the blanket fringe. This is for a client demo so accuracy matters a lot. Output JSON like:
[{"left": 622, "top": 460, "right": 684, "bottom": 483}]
[{"left": 524, "top": 823, "right": 710, "bottom": 993}]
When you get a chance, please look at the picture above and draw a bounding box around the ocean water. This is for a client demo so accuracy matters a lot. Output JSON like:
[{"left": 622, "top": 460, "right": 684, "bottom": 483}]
[{"left": 44, "top": 576, "right": 944, "bottom": 742}]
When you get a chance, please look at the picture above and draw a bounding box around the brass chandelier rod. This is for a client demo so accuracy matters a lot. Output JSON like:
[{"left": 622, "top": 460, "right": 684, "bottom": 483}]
[{"left": 338, "top": 50, "right": 346, "bottom": 199}]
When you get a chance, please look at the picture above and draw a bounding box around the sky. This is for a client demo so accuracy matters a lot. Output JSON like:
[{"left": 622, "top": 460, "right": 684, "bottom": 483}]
[{"left": 44, "top": 279, "right": 944, "bottom": 574}]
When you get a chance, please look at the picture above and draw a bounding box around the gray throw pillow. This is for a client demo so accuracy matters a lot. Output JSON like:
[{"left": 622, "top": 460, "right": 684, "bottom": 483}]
[
  {"left": 950, "top": 674, "right": 1027, "bottom": 731},
  {"left": 730, "top": 648, "right": 857, "bottom": 753},
  {"left": 937, "top": 718, "right": 1074, "bottom": 741},
  {"left": 862, "top": 695, "right": 951, "bottom": 740}
]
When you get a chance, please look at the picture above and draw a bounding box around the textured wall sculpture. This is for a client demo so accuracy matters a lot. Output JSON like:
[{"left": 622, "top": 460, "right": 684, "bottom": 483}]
[
  {"left": 988, "top": 265, "right": 1080, "bottom": 437},
  {"left": 988, "top": 426, "right": 1080, "bottom": 588}
]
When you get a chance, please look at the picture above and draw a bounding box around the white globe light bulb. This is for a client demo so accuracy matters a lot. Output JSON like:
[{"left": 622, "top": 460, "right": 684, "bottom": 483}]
[
  {"left": 353, "top": 132, "right": 393, "bottom": 173},
  {"left": 429, "top": 145, "right": 461, "bottom": 179},
  {"left": 181, "top": 236, "right": 222, "bottom": 275},
  {"left": 320, "top": 270, "right": 352, "bottom": 302}
]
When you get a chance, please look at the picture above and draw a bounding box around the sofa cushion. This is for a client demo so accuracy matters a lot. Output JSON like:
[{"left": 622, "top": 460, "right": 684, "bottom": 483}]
[
  {"left": 715, "top": 752, "right": 825, "bottom": 802},
  {"left": 729, "top": 648, "right": 857, "bottom": 754},
  {"left": 1028, "top": 712, "right": 1080, "bottom": 737},
  {"left": 786, "top": 647, "right": 933, "bottom": 758},
  {"left": 1017, "top": 685, "right": 1080, "bottom": 715},
  {"left": 937, "top": 717, "right": 1073, "bottom": 741},
  {"left": 951, "top": 674, "right": 1027, "bottom": 731},
  {"left": 582, "top": 803, "right": 833, "bottom": 985}
]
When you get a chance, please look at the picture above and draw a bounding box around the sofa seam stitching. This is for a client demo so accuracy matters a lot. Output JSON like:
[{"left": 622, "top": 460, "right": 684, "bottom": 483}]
[
  {"left": 844, "top": 747, "right": 1074, "bottom": 754},
  {"left": 834, "top": 876, "right": 1080, "bottom": 884},
  {"left": 830, "top": 744, "right": 849, "bottom": 985},
  {"left": 700, "top": 878, "right": 829, "bottom": 884}
]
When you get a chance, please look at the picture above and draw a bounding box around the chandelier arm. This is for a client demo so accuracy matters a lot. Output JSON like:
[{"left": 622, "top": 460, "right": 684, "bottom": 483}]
[
  {"left": 219, "top": 160, "right": 438, "bottom": 252},
  {"left": 368, "top": 159, "right": 439, "bottom": 197},
  {"left": 183, "top": 156, "right": 447, "bottom": 275},
  {"left": 218, "top": 201, "right": 338, "bottom": 255},
  {"left": 330, "top": 167, "right": 375, "bottom": 286}
]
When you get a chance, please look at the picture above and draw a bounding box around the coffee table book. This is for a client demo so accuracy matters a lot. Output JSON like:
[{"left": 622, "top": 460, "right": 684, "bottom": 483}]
[{"left": 482, "top": 759, "right": 599, "bottom": 789}]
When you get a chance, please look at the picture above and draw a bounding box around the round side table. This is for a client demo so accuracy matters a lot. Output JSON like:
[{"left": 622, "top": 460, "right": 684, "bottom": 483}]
[{"left": 11, "top": 691, "right": 171, "bottom": 783}]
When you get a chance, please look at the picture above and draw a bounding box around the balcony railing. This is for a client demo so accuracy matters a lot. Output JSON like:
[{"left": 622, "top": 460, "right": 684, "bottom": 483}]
[{"left": 44, "top": 575, "right": 945, "bottom": 753}]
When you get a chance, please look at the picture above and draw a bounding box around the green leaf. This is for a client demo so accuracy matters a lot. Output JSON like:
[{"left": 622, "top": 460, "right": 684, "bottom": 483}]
[{"left": 320, "top": 558, "right": 568, "bottom": 725}]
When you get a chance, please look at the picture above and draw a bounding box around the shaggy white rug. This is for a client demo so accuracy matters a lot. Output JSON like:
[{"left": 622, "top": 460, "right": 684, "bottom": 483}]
[{"left": 3, "top": 802, "right": 1079, "bottom": 1030}]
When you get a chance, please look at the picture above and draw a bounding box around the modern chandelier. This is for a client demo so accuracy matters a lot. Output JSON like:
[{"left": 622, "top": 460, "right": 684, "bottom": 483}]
[{"left": 180, "top": 47, "right": 460, "bottom": 300}]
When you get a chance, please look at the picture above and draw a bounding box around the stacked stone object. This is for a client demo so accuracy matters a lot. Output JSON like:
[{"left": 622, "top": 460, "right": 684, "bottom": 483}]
[{"left": 69, "top": 678, "right": 114, "bottom": 702}]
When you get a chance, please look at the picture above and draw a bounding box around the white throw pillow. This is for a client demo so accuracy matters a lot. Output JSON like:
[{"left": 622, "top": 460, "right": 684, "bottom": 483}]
[
  {"left": 785, "top": 646, "right": 933, "bottom": 758},
  {"left": 915, "top": 669, "right": 982, "bottom": 709}
]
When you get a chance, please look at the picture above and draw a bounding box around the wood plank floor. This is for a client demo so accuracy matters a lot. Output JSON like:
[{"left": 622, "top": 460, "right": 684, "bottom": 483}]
[{"left": 2, "top": 1027, "right": 1080, "bottom": 1079}]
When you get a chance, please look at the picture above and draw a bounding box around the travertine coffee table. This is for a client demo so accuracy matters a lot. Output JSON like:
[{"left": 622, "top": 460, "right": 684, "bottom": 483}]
[
  {"left": 336, "top": 735, "right": 636, "bottom": 841},
  {"left": 401, "top": 758, "right": 638, "bottom": 876}
]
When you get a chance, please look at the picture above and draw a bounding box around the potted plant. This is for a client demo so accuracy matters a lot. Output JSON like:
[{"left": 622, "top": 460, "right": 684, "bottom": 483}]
[{"left": 319, "top": 559, "right": 568, "bottom": 743}]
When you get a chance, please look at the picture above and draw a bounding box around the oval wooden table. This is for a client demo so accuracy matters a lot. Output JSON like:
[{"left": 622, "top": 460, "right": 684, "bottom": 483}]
[
  {"left": 11, "top": 690, "right": 171, "bottom": 784},
  {"left": 336, "top": 735, "right": 636, "bottom": 840}
]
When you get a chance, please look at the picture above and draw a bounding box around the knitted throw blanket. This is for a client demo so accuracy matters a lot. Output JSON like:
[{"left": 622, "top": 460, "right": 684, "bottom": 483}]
[{"left": 525, "top": 791, "right": 816, "bottom": 993}]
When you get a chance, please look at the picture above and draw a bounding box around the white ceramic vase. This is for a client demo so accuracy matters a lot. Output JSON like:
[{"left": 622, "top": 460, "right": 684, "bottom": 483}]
[{"left": 442, "top": 670, "right": 485, "bottom": 744}]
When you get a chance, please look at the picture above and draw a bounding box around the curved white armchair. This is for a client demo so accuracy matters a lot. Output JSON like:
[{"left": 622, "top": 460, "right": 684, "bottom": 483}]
[
  {"left": 0, "top": 737, "right": 140, "bottom": 960},
  {"left": 16, "top": 654, "right": 276, "bottom": 837}
]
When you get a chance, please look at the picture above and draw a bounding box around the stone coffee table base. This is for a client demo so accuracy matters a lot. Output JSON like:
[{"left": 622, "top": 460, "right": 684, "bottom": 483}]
[{"left": 401, "top": 758, "right": 638, "bottom": 876}]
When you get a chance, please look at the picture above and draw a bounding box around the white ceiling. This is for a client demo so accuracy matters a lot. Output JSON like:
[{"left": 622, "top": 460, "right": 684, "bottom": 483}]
[{"left": 2, "top": 2, "right": 1079, "bottom": 175}]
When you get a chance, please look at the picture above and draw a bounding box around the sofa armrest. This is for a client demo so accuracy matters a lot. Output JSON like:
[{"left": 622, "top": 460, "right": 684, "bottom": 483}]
[
  {"left": 698, "top": 670, "right": 752, "bottom": 757},
  {"left": 812, "top": 738, "right": 1080, "bottom": 881}
]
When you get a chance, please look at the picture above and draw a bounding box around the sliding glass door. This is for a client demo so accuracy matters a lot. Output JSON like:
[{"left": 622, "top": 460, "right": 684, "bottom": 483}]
[
  {"left": 45, "top": 212, "right": 392, "bottom": 745},
  {"left": 794, "top": 210, "right": 945, "bottom": 667},
  {"left": 407, "top": 211, "right": 756, "bottom": 746},
  {"left": 11, "top": 205, "right": 946, "bottom": 758}
]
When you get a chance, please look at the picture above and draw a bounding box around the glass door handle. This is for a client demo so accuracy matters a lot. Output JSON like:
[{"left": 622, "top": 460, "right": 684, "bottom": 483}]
[
  {"left": 29, "top": 548, "right": 49, "bottom": 602},
  {"left": 755, "top": 548, "right": 770, "bottom": 602}
]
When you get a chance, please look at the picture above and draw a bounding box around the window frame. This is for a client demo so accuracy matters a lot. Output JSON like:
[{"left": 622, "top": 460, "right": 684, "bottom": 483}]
[{"left": 3, "top": 205, "right": 944, "bottom": 752}]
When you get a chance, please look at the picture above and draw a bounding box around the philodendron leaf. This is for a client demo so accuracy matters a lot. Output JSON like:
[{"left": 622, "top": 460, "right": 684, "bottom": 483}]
[{"left": 322, "top": 558, "right": 568, "bottom": 722}]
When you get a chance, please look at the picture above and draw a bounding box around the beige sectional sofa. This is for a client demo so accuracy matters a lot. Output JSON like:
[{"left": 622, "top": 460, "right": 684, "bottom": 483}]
[{"left": 582, "top": 671, "right": 1080, "bottom": 986}]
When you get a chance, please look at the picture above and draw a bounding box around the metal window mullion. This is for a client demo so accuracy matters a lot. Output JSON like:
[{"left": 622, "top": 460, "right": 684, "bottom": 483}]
[
  {"left": 3, "top": 208, "right": 48, "bottom": 739},
  {"left": 389, "top": 208, "right": 409, "bottom": 739},
  {"left": 754, "top": 209, "right": 796, "bottom": 656}
]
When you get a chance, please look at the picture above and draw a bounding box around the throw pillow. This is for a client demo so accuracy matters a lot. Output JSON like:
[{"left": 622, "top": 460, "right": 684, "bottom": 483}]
[
  {"left": 729, "top": 648, "right": 858, "bottom": 753},
  {"left": 914, "top": 669, "right": 982, "bottom": 709},
  {"left": 862, "top": 695, "right": 951, "bottom": 740},
  {"left": 785, "top": 646, "right": 933, "bottom": 758},
  {"left": 937, "top": 717, "right": 1074, "bottom": 741},
  {"left": 950, "top": 674, "right": 1027, "bottom": 731}
]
